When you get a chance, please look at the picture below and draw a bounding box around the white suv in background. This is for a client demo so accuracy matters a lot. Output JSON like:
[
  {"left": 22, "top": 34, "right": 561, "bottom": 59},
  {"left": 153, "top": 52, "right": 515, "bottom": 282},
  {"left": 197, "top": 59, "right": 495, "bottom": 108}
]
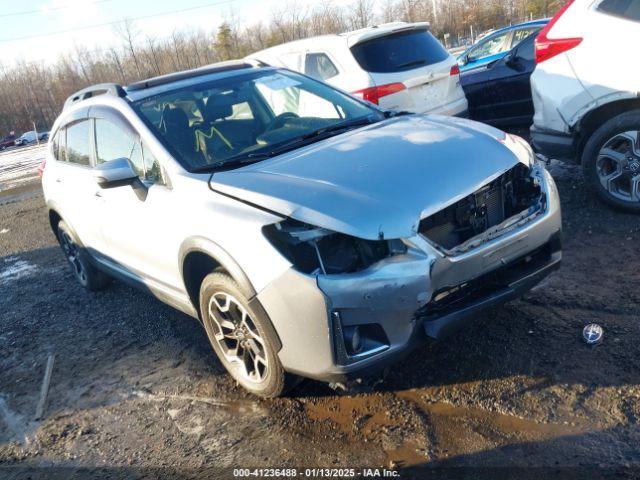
[
  {"left": 247, "top": 22, "right": 468, "bottom": 116},
  {"left": 530, "top": 0, "right": 640, "bottom": 211}
]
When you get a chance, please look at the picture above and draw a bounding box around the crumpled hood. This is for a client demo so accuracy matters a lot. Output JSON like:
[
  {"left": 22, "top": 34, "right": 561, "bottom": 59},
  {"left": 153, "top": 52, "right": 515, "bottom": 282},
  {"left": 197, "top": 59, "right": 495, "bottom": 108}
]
[{"left": 210, "top": 115, "right": 525, "bottom": 240}]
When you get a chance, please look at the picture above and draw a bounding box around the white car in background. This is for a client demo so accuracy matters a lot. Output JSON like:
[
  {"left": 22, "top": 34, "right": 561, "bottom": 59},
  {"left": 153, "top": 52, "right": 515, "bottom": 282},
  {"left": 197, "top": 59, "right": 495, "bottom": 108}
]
[
  {"left": 247, "top": 22, "right": 468, "bottom": 117},
  {"left": 530, "top": 0, "right": 640, "bottom": 211}
]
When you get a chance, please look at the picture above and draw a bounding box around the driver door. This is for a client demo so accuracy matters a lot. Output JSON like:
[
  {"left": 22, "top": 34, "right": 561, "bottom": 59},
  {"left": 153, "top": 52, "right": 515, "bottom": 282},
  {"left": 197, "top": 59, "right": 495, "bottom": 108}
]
[{"left": 91, "top": 112, "right": 181, "bottom": 291}]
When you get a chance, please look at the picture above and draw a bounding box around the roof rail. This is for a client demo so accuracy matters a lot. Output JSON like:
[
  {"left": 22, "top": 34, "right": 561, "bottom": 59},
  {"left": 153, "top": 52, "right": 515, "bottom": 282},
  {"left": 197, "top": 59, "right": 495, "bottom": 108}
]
[
  {"left": 63, "top": 83, "right": 127, "bottom": 110},
  {"left": 127, "top": 60, "right": 258, "bottom": 92}
]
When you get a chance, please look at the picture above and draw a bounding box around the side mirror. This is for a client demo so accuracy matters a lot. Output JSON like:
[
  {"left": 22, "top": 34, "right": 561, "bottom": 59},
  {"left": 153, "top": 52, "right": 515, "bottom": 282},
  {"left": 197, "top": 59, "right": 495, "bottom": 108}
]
[
  {"left": 458, "top": 55, "right": 468, "bottom": 66},
  {"left": 93, "top": 157, "right": 138, "bottom": 188},
  {"left": 504, "top": 51, "right": 518, "bottom": 67}
]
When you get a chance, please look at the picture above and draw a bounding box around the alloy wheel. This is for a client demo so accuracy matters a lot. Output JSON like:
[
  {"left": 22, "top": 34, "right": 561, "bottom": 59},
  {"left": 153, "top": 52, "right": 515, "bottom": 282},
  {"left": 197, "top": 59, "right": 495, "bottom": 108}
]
[
  {"left": 59, "top": 230, "right": 88, "bottom": 285},
  {"left": 596, "top": 130, "right": 640, "bottom": 203},
  {"left": 208, "top": 292, "right": 269, "bottom": 384}
]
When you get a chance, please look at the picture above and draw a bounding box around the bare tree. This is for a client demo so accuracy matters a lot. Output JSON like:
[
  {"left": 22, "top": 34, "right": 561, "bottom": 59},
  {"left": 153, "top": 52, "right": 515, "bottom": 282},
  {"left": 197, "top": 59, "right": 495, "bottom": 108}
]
[
  {"left": 349, "top": 0, "right": 376, "bottom": 29},
  {"left": 114, "top": 19, "right": 142, "bottom": 78}
]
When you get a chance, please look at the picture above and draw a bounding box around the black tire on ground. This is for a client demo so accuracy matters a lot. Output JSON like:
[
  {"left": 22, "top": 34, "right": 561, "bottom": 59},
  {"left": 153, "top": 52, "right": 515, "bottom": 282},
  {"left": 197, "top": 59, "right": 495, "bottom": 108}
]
[
  {"left": 582, "top": 109, "right": 640, "bottom": 212},
  {"left": 56, "top": 220, "right": 111, "bottom": 291},
  {"left": 199, "top": 271, "right": 296, "bottom": 398}
]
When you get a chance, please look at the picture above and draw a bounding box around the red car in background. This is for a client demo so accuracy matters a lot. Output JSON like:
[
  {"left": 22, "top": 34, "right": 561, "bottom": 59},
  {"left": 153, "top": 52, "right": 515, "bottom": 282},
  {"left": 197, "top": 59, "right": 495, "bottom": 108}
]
[{"left": 0, "top": 132, "right": 16, "bottom": 151}]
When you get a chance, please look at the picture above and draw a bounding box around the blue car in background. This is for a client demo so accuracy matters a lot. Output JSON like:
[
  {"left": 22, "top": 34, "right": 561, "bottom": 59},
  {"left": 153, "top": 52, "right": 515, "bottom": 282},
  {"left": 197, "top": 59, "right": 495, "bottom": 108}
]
[{"left": 457, "top": 19, "right": 548, "bottom": 72}]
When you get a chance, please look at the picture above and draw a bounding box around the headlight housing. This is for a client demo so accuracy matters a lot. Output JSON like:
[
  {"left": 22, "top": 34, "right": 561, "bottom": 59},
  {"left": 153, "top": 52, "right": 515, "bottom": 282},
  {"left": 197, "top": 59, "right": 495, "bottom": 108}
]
[{"left": 263, "top": 219, "right": 406, "bottom": 275}]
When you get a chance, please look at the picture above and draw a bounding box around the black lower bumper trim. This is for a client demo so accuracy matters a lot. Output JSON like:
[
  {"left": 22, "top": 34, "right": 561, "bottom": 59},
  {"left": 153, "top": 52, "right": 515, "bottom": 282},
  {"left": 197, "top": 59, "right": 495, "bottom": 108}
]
[
  {"left": 421, "top": 253, "right": 561, "bottom": 340},
  {"left": 530, "top": 126, "right": 576, "bottom": 161}
]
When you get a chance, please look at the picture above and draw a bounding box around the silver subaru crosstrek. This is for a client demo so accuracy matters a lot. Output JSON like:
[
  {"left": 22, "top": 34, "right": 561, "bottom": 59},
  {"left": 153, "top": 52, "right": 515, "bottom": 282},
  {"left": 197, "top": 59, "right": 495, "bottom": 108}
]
[{"left": 42, "top": 61, "right": 562, "bottom": 397}]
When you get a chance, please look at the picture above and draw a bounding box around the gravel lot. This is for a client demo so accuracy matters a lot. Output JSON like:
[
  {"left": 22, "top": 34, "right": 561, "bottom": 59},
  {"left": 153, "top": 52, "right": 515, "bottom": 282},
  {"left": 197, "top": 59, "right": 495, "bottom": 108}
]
[{"left": 1, "top": 138, "right": 640, "bottom": 478}]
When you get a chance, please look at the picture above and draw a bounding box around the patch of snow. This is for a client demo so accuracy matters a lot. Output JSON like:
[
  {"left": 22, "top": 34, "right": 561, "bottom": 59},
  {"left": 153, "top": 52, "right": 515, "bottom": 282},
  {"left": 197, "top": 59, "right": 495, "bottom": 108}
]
[
  {"left": 0, "top": 258, "right": 38, "bottom": 284},
  {"left": 0, "top": 228, "right": 8, "bottom": 234},
  {"left": 0, "top": 145, "right": 46, "bottom": 191}
]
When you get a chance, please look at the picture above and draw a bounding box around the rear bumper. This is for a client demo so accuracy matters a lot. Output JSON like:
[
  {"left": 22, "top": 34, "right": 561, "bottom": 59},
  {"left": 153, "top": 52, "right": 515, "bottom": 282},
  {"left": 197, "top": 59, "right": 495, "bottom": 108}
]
[
  {"left": 425, "top": 96, "right": 469, "bottom": 117},
  {"left": 530, "top": 125, "right": 576, "bottom": 162}
]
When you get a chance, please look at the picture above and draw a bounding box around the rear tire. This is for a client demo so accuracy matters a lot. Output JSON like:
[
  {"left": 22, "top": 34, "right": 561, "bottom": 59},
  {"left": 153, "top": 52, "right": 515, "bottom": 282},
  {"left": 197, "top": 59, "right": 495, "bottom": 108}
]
[
  {"left": 199, "top": 272, "right": 296, "bottom": 398},
  {"left": 582, "top": 109, "right": 640, "bottom": 212},
  {"left": 56, "top": 220, "right": 110, "bottom": 291}
]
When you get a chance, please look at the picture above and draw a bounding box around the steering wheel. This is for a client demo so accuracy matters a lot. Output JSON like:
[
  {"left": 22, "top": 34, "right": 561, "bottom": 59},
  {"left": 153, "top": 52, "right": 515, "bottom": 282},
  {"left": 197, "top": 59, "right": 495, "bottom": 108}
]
[{"left": 264, "top": 112, "right": 299, "bottom": 133}]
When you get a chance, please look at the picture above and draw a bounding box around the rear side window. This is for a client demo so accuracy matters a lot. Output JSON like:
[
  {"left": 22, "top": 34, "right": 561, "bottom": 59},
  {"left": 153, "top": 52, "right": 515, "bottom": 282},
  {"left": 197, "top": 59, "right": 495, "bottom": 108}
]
[
  {"left": 350, "top": 29, "right": 449, "bottom": 73},
  {"left": 598, "top": 0, "right": 640, "bottom": 21},
  {"left": 305, "top": 53, "right": 339, "bottom": 81},
  {"left": 65, "top": 121, "right": 91, "bottom": 166},
  {"left": 52, "top": 129, "right": 65, "bottom": 161}
]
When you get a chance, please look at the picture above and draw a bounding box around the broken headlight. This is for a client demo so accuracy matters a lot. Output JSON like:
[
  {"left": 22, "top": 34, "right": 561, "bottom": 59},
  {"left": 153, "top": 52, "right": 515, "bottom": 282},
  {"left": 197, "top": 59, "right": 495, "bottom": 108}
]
[{"left": 263, "top": 219, "right": 406, "bottom": 275}]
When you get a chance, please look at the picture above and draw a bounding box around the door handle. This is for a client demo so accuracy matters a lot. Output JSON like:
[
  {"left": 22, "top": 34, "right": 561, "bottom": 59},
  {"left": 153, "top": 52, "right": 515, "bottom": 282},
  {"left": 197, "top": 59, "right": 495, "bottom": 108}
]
[
  {"left": 94, "top": 191, "right": 102, "bottom": 198},
  {"left": 55, "top": 178, "right": 63, "bottom": 183}
]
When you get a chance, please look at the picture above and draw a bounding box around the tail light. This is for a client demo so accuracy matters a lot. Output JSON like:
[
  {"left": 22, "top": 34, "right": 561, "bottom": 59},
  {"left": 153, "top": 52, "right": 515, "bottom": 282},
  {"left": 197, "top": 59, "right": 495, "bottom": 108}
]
[
  {"left": 535, "top": 0, "right": 582, "bottom": 64},
  {"left": 450, "top": 64, "right": 460, "bottom": 76},
  {"left": 38, "top": 158, "right": 46, "bottom": 177},
  {"left": 352, "top": 82, "right": 406, "bottom": 105}
]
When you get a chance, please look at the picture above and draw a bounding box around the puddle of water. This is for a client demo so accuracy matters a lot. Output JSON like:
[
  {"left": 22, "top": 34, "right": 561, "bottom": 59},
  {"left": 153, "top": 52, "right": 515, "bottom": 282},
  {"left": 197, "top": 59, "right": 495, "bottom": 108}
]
[
  {"left": 398, "top": 389, "right": 588, "bottom": 461},
  {"left": 303, "top": 391, "right": 591, "bottom": 467},
  {"left": 304, "top": 395, "right": 394, "bottom": 438}
]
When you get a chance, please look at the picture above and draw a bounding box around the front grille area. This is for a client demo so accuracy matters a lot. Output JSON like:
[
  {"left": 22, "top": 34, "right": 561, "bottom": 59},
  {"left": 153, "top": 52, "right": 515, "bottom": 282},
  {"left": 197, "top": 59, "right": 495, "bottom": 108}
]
[{"left": 419, "top": 164, "right": 543, "bottom": 251}]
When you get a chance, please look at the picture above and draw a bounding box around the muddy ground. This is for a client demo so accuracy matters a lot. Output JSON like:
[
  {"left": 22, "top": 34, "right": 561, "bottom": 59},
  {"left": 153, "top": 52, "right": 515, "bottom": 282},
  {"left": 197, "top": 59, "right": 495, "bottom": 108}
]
[{"left": 1, "top": 151, "right": 640, "bottom": 478}]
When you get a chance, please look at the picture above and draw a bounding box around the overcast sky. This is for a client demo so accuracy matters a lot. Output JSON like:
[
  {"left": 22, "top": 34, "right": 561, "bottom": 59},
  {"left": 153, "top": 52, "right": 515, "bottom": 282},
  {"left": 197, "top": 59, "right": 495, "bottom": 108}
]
[{"left": 1, "top": 0, "right": 351, "bottom": 64}]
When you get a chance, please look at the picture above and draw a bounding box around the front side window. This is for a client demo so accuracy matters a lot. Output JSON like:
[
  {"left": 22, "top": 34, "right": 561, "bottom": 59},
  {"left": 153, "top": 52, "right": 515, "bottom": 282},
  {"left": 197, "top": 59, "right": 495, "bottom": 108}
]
[
  {"left": 65, "top": 120, "right": 91, "bottom": 166},
  {"left": 470, "top": 32, "right": 510, "bottom": 60},
  {"left": 305, "top": 53, "right": 339, "bottom": 81},
  {"left": 598, "top": 0, "right": 640, "bottom": 21},
  {"left": 350, "top": 28, "right": 449, "bottom": 73},
  {"left": 515, "top": 34, "right": 536, "bottom": 61},
  {"left": 95, "top": 118, "right": 144, "bottom": 177},
  {"left": 142, "top": 143, "right": 163, "bottom": 184},
  {"left": 94, "top": 118, "right": 163, "bottom": 184},
  {"left": 510, "top": 27, "right": 542, "bottom": 48},
  {"left": 134, "top": 69, "right": 380, "bottom": 172}
]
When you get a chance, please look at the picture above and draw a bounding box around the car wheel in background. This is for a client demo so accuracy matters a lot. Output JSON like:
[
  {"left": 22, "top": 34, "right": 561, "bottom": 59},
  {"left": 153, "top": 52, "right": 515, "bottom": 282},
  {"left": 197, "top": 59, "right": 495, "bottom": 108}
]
[
  {"left": 199, "top": 272, "right": 296, "bottom": 398},
  {"left": 56, "top": 220, "right": 111, "bottom": 291},
  {"left": 583, "top": 110, "right": 640, "bottom": 213}
]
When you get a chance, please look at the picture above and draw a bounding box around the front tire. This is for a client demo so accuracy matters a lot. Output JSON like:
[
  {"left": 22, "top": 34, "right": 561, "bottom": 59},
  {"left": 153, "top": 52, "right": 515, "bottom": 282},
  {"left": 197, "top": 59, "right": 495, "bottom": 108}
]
[
  {"left": 199, "top": 272, "right": 293, "bottom": 398},
  {"left": 56, "top": 220, "right": 110, "bottom": 291},
  {"left": 582, "top": 109, "right": 640, "bottom": 212}
]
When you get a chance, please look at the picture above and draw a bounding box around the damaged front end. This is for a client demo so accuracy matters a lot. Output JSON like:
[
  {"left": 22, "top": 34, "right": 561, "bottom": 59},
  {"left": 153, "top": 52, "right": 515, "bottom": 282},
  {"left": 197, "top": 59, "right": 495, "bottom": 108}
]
[
  {"left": 419, "top": 161, "right": 547, "bottom": 255},
  {"left": 256, "top": 156, "right": 561, "bottom": 383}
]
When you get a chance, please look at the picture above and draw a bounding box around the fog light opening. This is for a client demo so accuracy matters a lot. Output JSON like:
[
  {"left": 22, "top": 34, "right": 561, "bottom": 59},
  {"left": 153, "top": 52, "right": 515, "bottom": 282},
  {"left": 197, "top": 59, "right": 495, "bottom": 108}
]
[{"left": 346, "top": 326, "right": 363, "bottom": 355}]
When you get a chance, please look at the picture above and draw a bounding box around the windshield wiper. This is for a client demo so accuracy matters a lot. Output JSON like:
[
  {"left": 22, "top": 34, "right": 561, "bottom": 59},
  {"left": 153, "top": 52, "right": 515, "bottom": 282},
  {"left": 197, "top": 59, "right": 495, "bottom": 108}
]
[
  {"left": 194, "top": 116, "right": 380, "bottom": 173},
  {"left": 397, "top": 59, "right": 427, "bottom": 69},
  {"left": 301, "top": 115, "right": 378, "bottom": 140},
  {"left": 384, "top": 110, "right": 413, "bottom": 118}
]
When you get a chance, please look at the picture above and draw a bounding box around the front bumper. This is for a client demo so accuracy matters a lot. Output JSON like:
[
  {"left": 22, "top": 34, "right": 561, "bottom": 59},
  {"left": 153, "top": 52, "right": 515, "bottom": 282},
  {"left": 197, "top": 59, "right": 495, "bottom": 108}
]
[
  {"left": 530, "top": 125, "right": 577, "bottom": 162},
  {"left": 257, "top": 166, "right": 562, "bottom": 383}
]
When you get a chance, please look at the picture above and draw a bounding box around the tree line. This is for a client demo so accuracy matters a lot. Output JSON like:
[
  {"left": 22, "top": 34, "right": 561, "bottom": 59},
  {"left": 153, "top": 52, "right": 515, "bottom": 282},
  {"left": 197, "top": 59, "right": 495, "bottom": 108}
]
[{"left": 0, "top": 0, "right": 562, "bottom": 137}]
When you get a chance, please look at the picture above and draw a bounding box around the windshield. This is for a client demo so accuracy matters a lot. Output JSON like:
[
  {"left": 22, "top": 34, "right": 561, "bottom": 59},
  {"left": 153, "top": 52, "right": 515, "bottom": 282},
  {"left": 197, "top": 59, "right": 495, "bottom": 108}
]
[{"left": 133, "top": 69, "right": 381, "bottom": 172}]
